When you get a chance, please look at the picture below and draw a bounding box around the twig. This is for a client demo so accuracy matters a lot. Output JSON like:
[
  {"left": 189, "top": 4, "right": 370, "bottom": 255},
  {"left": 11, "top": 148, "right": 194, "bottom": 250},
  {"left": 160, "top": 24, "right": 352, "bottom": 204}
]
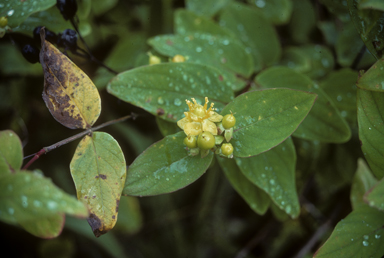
[
  {"left": 351, "top": 44, "right": 367, "bottom": 70},
  {"left": 22, "top": 113, "right": 136, "bottom": 170}
]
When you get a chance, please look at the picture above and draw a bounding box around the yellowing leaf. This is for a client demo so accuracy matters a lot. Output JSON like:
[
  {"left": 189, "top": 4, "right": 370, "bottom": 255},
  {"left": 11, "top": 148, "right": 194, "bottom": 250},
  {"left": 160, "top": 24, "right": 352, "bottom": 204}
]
[
  {"left": 70, "top": 132, "right": 126, "bottom": 237},
  {"left": 39, "top": 28, "right": 101, "bottom": 129}
]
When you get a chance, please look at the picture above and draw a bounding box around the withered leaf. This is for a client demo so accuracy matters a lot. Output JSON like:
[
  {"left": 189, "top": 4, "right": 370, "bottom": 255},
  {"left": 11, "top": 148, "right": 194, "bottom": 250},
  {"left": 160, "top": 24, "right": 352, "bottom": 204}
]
[{"left": 39, "top": 28, "right": 101, "bottom": 129}]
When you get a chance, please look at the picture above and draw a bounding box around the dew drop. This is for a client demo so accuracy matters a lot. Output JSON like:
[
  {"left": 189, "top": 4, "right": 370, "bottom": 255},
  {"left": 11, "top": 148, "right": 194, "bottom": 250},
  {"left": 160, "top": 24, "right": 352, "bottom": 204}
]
[
  {"left": 364, "top": 235, "right": 369, "bottom": 240},
  {"left": 47, "top": 201, "right": 58, "bottom": 210},
  {"left": 174, "top": 98, "right": 182, "bottom": 106},
  {"left": 222, "top": 39, "right": 229, "bottom": 45},
  {"left": 341, "top": 111, "right": 347, "bottom": 117},
  {"left": 337, "top": 95, "right": 342, "bottom": 102},
  {"left": 8, "top": 207, "right": 14, "bottom": 215},
  {"left": 7, "top": 9, "right": 14, "bottom": 16},
  {"left": 166, "top": 178, "right": 169, "bottom": 181},
  {"left": 196, "top": 47, "right": 202, "bottom": 53},
  {"left": 285, "top": 205, "right": 291, "bottom": 214},
  {"left": 375, "top": 234, "right": 381, "bottom": 239},
  {"left": 255, "top": 0, "right": 266, "bottom": 8},
  {"left": 362, "top": 240, "right": 369, "bottom": 246},
  {"left": 157, "top": 97, "right": 164, "bottom": 105},
  {"left": 269, "top": 179, "right": 275, "bottom": 185},
  {"left": 0, "top": 4, "right": 4, "bottom": 8}
]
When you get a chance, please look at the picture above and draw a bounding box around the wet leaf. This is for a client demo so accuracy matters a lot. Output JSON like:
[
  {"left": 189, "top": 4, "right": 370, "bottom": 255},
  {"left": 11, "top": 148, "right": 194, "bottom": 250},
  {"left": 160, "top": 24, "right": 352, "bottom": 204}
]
[
  {"left": 220, "top": 88, "right": 316, "bottom": 157},
  {"left": 320, "top": 0, "right": 351, "bottom": 21},
  {"left": 217, "top": 157, "right": 270, "bottom": 215},
  {"left": 39, "top": 29, "right": 101, "bottom": 129},
  {"left": 0, "top": 170, "right": 88, "bottom": 225},
  {"left": 219, "top": 2, "right": 281, "bottom": 68},
  {"left": 320, "top": 68, "right": 358, "bottom": 126},
  {"left": 1, "top": 0, "right": 55, "bottom": 28},
  {"left": 236, "top": 138, "right": 300, "bottom": 218},
  {"left": 359, "top": 0, "right": 384, "bottom": 11},
  {"left": 314, "top": 206, "right": 384, "bottom": 258},
  {"left": 107, "top": 63, "right": 234, "bottom": 123},
  {"left": 148, "top": 34, "right": 254, "bottom": 78},
  {"left": 12, "top": 7, "right": 71, "bottom": 35},
  {"left": 351, "top": 158, "right": 378, "bottom": 210},
  {"left": 247, "top": 0, "right": 293, "bottom": 25},
  {"left": 357, "top": 57, "right": 384, "bottom": 92},
  {"left": 357, "top": 89, "right": 384, "bottom": 179},
  {"left": 19, "top": 213, "right": 65, "bottom": 239},
  {"left": 300, "top": 45, "right": 335, "bottom": 79},
  {"left": 174, "top": 9, "right": 236, "bottom": 38},
  {"left": 70, "top": 132, "right": 126, "bottom": 237},
  {"left": 288, "top": 0, "right": 316, "bottom": 43},
  {"left": 0, "top": 130, "right": 23, "bottom": 174},
  {"left": 185, "top": 0, "right": 231, "bottom": 17},
  {"left": 123, "top": 132, "right": 213, "bottom": 196},
  {"left": 347, "top": 0, "right": 384, "bottom": 59},
  {"left": 280, "top": 47, "right": 312, "bottom": 73},
  {"left": 256, "top": 67, "right": 351, "bottom": 143}
]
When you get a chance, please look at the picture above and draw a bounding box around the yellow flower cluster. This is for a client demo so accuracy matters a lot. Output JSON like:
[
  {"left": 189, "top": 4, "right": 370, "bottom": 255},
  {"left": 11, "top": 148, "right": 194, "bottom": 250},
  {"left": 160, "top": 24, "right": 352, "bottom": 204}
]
[{"left": 177, "top": 97, "right": 223, "bottom": 136}]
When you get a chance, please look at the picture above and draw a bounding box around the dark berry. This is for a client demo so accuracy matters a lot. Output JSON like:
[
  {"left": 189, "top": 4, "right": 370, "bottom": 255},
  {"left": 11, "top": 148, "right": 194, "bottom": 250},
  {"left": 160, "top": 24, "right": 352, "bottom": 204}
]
[
  {"left": 33, "top": 26, "right": 58, "bottom": 45},
  {"left": 56, "top": 0, "right": 78, "bottom": 21},
  {"left": 57, "top": 29, "right": 77, "bottom": 51},
  {"left": 22, "top": 44, "right": 40, "bottom": 64}
]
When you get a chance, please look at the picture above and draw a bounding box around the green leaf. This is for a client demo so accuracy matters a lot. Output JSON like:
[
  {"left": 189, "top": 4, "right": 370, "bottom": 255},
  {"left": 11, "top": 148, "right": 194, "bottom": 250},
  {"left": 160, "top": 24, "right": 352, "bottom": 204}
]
[
  {"left": 217, "top": 157, "right": 270, "bottom": 215},
  {"left": 0, "top": 44, "right": 42, "bottom": 76},
  {"left": 185, "top": 0, "right": 231, "bottom": 17},
  {"left": 107, "top": 63, "right": 234, "bottom": 122},
  {"left": 280, "top": 47, "right": 312, "bottom": 73},
  {"left": 359, "top": 0, "right": 384, "bottom": 11},
  {"left": 335, "top": 22, "right": 366, "bottom": 67},
  {"left": 156, "top": 117, "right": 181, "bottom": 137},
  {"left": 148, "top": 34, "right": 254, "bottom": 78},
  {"left": 93, "top": 35, "right": 147, "bottom": 89},
  {"left": 11, "top": 7, "right": 71, "bottom": 35},
  {"left": 357, "top": 57, "right": 384, "bottom": 92},
  {"left": 236, "top": 138, "right": 300, "bottom": 218},
  {"left": 300, "top": 45, "right": 335, "bottom": 79},
  {"left": 174, "top": 9, "right": 236, "bottom": 38},
  {"left": 314, "top": 206, "right": 384, "bottom": 258},
  {"left": 256, "top": 67, "right": 351, "bottom": 143},
  {"left": 219, "top": 2, "right": 281, "bottom": 68},
  {"left": 0, "top": 130, "right": 23, "bottom": 174},
  {"left": 114, "top": 196, "right": 143, "bottom": 234},
  {"left": 347, "top": 0, "right": 384, "bottom": 59},
  {"left": 247, "top": 0, "right": 293, "bottom": 25},
  {"left": 0, "top": 170, "right": 88, "bottom": 225},
  {"left": 91, "top": 0, "right": 119, "bottom": 16},
  {"left": 320, "top": 68, "right": 358, "bottom": 126},
  {"left": 320, "top": 0, "right": 351, "bottom": 22},
  {"left": 70, "top": 132, "right": 126, "bottom": 237},
  {"left": 2, "top": 0, "right": 56, "bottom": 28},
  {"left": 221, "top": 88, "right": 316, "bottom": 157},
  {"left": 19, "top": 213, "right": 65, "bottom": 239},
  {"left": 351, "top": 158, "right": 378, "bottom": 210},
  {"left": 365, "top": 181, "right": 384, "bottom": 212},
  {"left": 123, "top": 132, "right": 213, "bottom": 196},
  {"left": 288, "top": 0, "right": 316, "bottom": 43},
  {"left": 357, "top": 89, "right": 384, "bottom": 179}
]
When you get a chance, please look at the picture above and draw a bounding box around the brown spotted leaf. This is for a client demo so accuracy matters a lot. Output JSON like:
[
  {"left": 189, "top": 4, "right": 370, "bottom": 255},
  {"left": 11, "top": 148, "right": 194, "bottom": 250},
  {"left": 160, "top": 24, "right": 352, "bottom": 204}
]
[
  {"left": 70, "top": 132, "right": 126, "bottom": 237},
  {"left": 39, "top": 28, "right": 101, "bottom": 129}
]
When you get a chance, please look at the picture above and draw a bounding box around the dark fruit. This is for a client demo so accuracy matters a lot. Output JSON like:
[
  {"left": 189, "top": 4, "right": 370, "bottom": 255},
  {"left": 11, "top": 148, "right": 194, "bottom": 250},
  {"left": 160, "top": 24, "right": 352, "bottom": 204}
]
[{"left": 21, "top": 44, "right": 40, "bottom": 64}]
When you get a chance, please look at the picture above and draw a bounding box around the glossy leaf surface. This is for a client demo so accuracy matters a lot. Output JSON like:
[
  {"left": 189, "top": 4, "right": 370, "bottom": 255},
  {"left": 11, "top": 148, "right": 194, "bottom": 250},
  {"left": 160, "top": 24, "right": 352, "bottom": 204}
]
[
  {"left": 351, "top": 158, "right": 378, "bottom": 210},
  {"left": 70, "top": 132, "right": 126, "bottom": 237},
  {"left": 219, "top": 2, "right": 281, "bottom": 68},
  {"left": 236, "top": 138, "right": 300, "bottom": 218},
  {"left": 256, "top": 67, "right": 351, "bottom": 143},
  {"left": 39, "top": 30, "right": 101, "bottom": 129},
  {"left": 123, "top": 132, "right": 213, "bottom": 196},
  {"left": 0, "top": 130, "right": 22, "bottom": 174},
  {"left": 1, "top": 0, "right": 55, "bottom": 28},
  {"left": 218, "top": 157, "right": 270, "bottom": 215},
  {"left": 358, "top": 57, "right": 384, "bottom": 92},
  {"left": 359, "top": 0, "right": 384, "bottom": 11},
  {"left": 148, "top": 34, "right": 253, "bottom": 77},
  {"left": 357, "top": 89, "right": 384, "bottom": 179},
  {"left": 314, "top": 206, "right": 384, "bottom": 258},
  {"left": 107, "top": 63, "right": 234, "bottom": 122},
  {"left": 220, "top": 88, "right": 316, "bottom": 157},
  {"left": 0, "top": 170, "right": 88, "bottom": 225}
]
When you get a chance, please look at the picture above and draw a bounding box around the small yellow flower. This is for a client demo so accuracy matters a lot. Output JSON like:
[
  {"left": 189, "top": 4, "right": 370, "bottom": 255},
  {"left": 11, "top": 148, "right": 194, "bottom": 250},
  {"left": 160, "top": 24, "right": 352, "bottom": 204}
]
[{"left": 177, "top": 97, "right": 223, "bottom": 136}]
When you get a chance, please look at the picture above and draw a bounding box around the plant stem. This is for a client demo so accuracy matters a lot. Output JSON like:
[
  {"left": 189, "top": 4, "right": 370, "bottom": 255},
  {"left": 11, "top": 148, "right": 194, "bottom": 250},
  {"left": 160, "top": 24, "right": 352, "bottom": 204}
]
[{"left": 22, "top": 113, "right": 136, "bottom": 170}]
